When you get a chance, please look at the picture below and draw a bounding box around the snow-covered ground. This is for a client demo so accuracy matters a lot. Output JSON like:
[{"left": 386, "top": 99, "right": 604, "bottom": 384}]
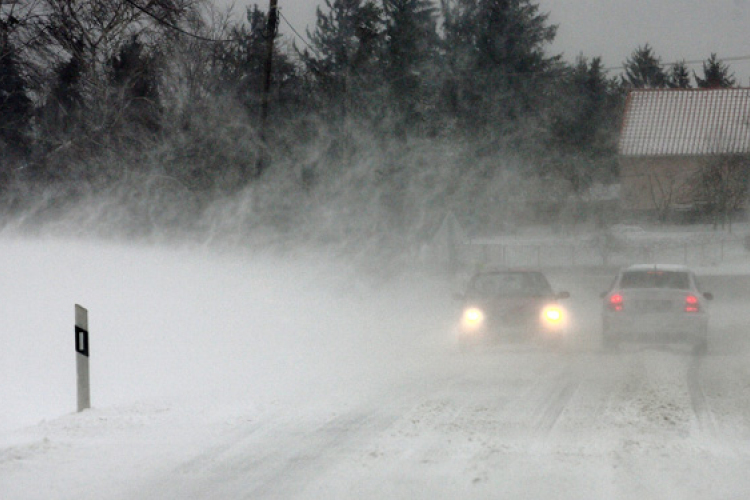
[{"left": 3, "top": 235, "right": 750, "bottom": 499}]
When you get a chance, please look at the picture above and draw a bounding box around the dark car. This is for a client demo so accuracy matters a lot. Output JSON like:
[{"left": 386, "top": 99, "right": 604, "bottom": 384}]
[
  {"left": 455, "top": 270, "right": 570, "bottom": 347},
  {"left": 601, "top": 264, "right": 712, "bottom": 352}
]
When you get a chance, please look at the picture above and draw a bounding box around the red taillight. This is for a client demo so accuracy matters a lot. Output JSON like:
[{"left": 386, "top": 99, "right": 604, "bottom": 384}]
[
  {"left": 609, "top": 294, "right": 623, "bottom": 311},
  {"left": 685, "top": 295, "right": 699, "bottom": 313}
]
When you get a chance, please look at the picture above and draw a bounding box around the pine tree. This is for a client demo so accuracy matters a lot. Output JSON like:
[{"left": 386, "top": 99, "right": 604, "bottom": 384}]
[
  {"left": 109, "top": 36, "right": 162, "bottom": 134},
  {"left": 440, "top": 0, "right": 559, "bottom": 129},
  {"left": 667, "top": 61, "right": 691, "bottom": 88},
  {"left": 47, "top": 46, "right": 86, "bottom": 133},
  {"left": 548, "top": 55, "right": 623, "bottom": 192},
  {"left": 382, "top": 0, "right": 439, "bottom": 134},
  {"left": 0, "top": 27, "right": 32, "bottom": 159},
  {"left": 622, "top": 44, "right": 667, "bottom": 89},
  {"left": 212, "top": 7, "right": 299, "bottom": 118},
  {"left": 695, "top": 53, "right": 735, "bottom": 88},
  {"left": 301, "top": 0, "right": 384, "bottom": 121}
]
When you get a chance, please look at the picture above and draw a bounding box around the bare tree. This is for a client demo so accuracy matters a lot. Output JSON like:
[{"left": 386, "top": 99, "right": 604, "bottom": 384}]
[
  {"left": 19, "top": 0, "right": 201, "bottom": 181},
  {"left": 692, "top": 154, "right": 750, "bottom": 230},
  {"left": 643, "top": 163, "right": 690, "bottom": 224}
]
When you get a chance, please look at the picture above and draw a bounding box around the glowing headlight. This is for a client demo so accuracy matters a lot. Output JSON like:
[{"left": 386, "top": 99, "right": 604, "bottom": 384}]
[
  {"left": 465, "top": 307, "right": 484, "bottom": 323},
  {"left": 461, "top": 307, "right": 485, "bottom": 330},
  {"left": 542, "top": 305, "right": 563, "bottom": 323}
]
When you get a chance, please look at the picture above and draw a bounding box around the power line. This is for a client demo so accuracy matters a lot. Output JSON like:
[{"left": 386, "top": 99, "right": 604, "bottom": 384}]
[
  {"left": 277, "top": 9, "right": 750, "bottom": 81},
  {"left": 278, "top": 9, "right": 320, "bottom": 57},
  {"left": 128, "top": 0, "right": 750, "bottom": 81},
  {"left": 122, "top": 0, "right": 235, "bottom": 43},
  {"left": 605, "top": 54, "right": 750, "bottom": 73},
  {"left": 113, "top": 0, "right": 750, "bottom": 79},
  {"left": 123, "top": 0, "right": 322, "bottom": 53},
  {"left": 128, "top": 0, "right": 750, "bottom": 80}
]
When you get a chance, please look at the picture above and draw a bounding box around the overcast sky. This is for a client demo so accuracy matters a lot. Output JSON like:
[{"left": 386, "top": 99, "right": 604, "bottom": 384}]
[{"left": 243, "top": 0, "right": 750, "bottom": 85}]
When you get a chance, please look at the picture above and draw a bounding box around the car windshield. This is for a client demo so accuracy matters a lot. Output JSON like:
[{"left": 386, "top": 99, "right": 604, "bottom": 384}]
[
  {"left": 468, "top": 272, "right": 552, "bottom": 296},
  {"left": 619, "top": 270, "right": 690, "bottom": 290}
]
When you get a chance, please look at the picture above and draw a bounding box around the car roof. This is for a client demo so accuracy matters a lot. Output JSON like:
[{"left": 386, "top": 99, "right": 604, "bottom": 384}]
[
  {"left": 472, "top": 269, "right": 544, "bottom": 276},
  {"left": 623, "top": 264, "right": 692, "bottom": 273}
]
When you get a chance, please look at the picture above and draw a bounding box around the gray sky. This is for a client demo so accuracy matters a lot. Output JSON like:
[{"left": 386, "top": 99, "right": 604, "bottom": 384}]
[{"left": 246, "top": 0, "right": 750, "bottom": 85}]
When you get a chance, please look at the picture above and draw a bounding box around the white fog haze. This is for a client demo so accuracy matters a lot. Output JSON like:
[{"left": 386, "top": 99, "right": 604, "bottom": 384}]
[
  {"left": 6, "top": 0, "right": 750, "bottom": 497},
  {"left": 5, "top": 231, "right": 750, "bottom": 498},
  {"left": 0, "top": 237, "right": 455, "bottom": 431}
]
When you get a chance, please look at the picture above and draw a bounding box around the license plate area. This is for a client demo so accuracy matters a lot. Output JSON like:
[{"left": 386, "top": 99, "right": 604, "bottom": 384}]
[{"left": 634, "top": 299, "right": 672, "bottom": 312}]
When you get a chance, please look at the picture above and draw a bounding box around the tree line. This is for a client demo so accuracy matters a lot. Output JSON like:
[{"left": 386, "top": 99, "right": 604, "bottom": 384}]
[{"left": 0, "top": 0, "right": 741, "bottom": 241}]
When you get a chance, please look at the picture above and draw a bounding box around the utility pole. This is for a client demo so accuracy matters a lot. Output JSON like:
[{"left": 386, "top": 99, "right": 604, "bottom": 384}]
[
  {"left": 256, "top": 0, "right": 278, "bottom": 177},
  {"left": 261, "top": 0, "right": 278, "bottom": 127}
]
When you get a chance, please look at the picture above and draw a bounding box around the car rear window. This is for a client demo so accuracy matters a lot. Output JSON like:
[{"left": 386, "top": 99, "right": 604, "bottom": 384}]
[{"left": 619, "top": 270, "right": 690, "bottom": 290}]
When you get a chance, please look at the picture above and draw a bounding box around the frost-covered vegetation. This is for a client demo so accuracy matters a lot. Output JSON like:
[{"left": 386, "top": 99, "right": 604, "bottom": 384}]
[{"left": 0, "top": 0, "right": 741, "bottom": 257}]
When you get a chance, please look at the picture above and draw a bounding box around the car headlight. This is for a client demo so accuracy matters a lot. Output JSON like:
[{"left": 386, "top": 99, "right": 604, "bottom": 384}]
[
  {"left": 461, "top": 307, "right": 485, "bottom": 331},
  {"left": 541, "top": 305, "right": 565, "bottom": 328}
]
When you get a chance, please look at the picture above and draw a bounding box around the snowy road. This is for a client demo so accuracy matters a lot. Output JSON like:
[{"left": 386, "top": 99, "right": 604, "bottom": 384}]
[
  {"left": 7, "top": 340, "right": 750, "bottom": 499},
  {"left": 125, "top": 347, "right": 750, "bottom": 500},
  {"left": 3, "top": 241, "right": 750, "bottom": 499}
]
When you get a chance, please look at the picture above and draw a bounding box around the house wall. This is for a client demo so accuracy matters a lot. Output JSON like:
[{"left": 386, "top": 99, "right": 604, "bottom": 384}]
[{"left": 619, "top": 156, "right": 704, "bottom": 211}]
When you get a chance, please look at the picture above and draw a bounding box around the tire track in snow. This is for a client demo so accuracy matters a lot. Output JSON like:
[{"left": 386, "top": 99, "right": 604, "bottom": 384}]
[
  {"left": 239, "top": 369, "right": 487, "bottom": 499},
  {"left": 455, "top": 355, "right": 582, "bottom": 448},
  {"left": 687, "top": 353, "right": 716, "bottom": 436},
  {"left": 241, "top": 409, "right": 400, "bottom": 500},
  {"left": 135, "top": 370, "right": 472, "bottom": 500},
  {"left": 131, "top": 351, "right": 579, "bottom": 499},
  {"left": 518, "top": 361, "right": 582, "bottom": 455},
  {"left": 532, "top": 368, "right": 581, "bottom": 435},
  {"left": 171, "top": 414, "right": 284, "bottom": 476},
  {"left": 136, "top": 408, "right": 403, "bottom": 500},
  {"left": 234, "top": 355, "right": 566, "bottom": 497}
]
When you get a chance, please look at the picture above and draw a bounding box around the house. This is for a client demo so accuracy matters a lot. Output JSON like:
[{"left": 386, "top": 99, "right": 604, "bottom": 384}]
[{"left": 618, "top": 88, "right": 750, "bottom": 219}]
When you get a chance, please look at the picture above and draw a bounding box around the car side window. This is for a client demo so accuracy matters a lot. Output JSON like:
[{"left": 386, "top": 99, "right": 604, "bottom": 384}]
[
  {"left": 529, "top": 272, "right": 553, "bottom": 295},
  {"left": 669, "top": 272, "right": 690, "bottom": 290},
  {"left": 606, "top": 274, "right": 619, "bottom": 293}
]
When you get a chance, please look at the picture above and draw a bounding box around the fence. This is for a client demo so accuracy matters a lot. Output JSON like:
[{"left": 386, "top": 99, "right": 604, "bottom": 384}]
[{"left": 462, "top": 234, "right": 746, "bottom": 270}]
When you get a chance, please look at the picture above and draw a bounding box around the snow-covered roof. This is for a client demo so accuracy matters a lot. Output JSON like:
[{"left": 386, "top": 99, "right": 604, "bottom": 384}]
[{"left": 619, "top": 88, "right": 750, "bottom": 157}]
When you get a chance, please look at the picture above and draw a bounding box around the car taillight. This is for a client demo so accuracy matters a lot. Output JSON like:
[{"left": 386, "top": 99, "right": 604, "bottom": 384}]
[
  {"left": 609, "top": 294, "right": 623, "bottom": 311},
  {"left": 685, "top": 295, "right": 699, "bottom": 313}
]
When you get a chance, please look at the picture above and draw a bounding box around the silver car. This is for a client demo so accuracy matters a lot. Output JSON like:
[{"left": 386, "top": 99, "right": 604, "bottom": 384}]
[{"left": 601, "top": 264, "right": 713, "bottom": 352}]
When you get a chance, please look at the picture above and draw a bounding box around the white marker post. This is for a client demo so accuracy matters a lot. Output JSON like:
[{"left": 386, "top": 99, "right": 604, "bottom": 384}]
[{"left": 75, "top": 304, "right": 90, "bottom": 412}]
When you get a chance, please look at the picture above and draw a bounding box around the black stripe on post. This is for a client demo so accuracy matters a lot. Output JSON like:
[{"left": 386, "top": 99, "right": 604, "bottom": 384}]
[{"left": 75, "top": 326, "right": 89, "bottom": 357}]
